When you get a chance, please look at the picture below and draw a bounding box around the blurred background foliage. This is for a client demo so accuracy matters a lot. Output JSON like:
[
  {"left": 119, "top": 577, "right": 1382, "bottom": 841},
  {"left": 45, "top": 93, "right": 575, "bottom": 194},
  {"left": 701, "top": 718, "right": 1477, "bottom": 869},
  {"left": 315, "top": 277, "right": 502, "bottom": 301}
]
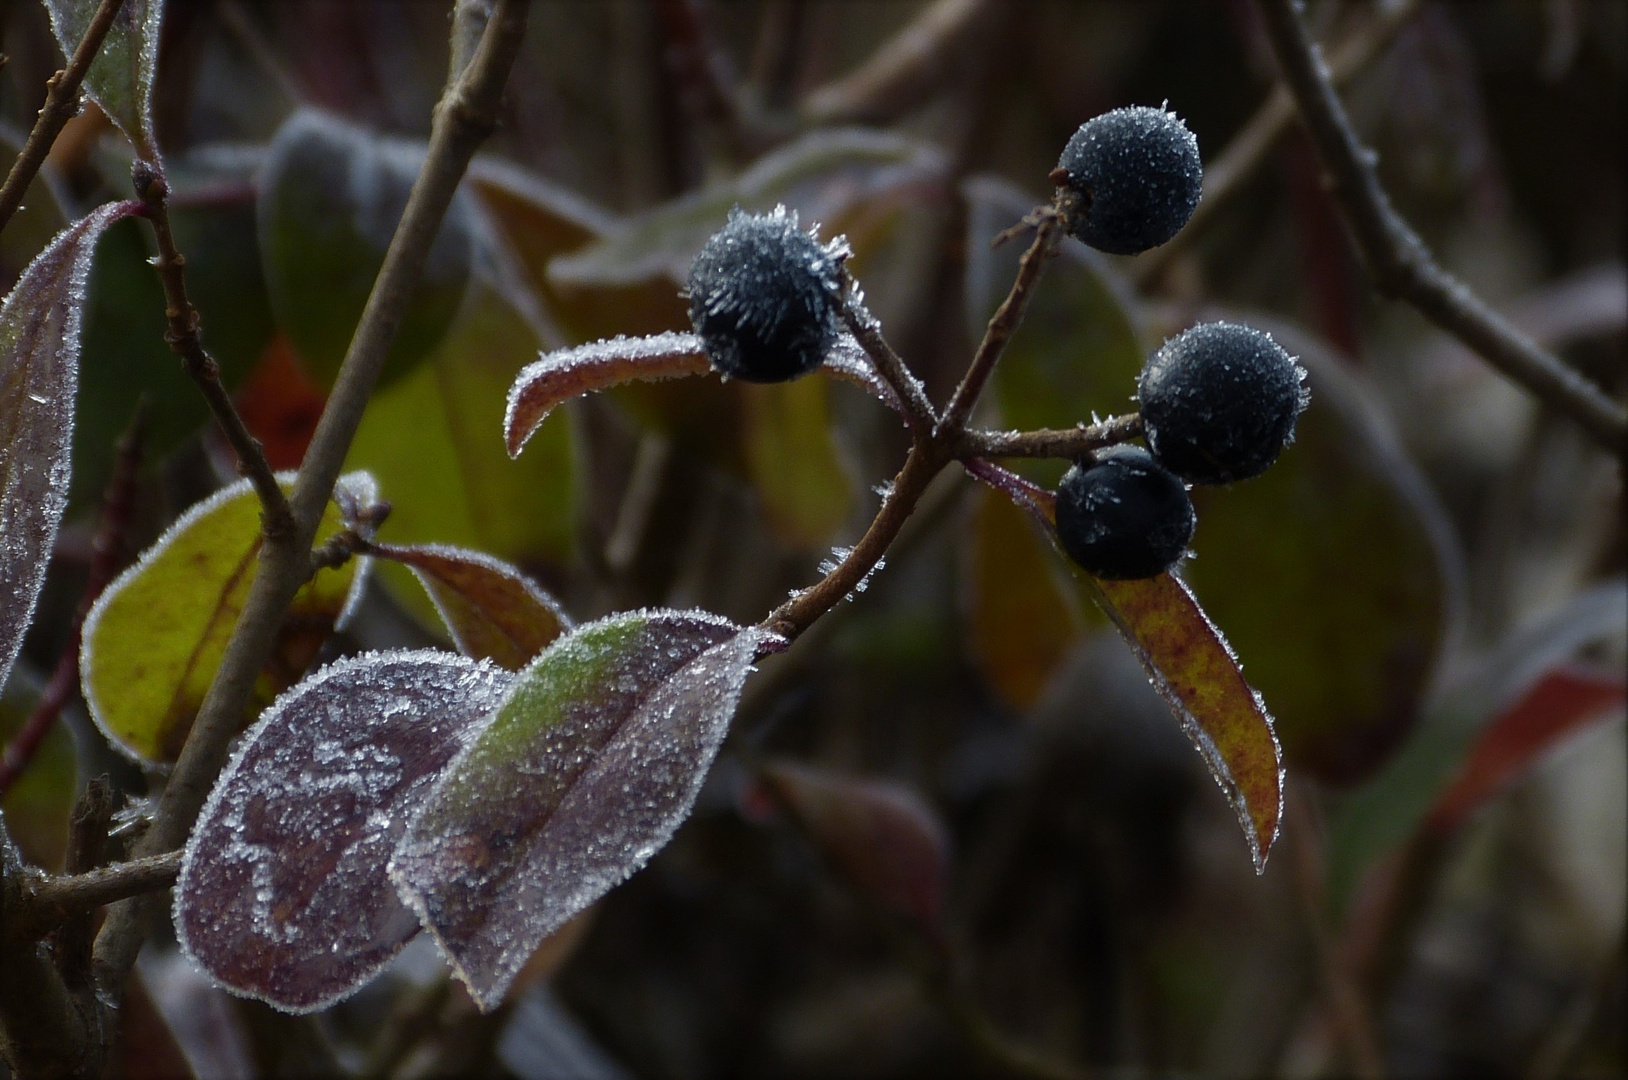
[{"left": 1, "top": 1, "right": 1622, "bottom": 1077}]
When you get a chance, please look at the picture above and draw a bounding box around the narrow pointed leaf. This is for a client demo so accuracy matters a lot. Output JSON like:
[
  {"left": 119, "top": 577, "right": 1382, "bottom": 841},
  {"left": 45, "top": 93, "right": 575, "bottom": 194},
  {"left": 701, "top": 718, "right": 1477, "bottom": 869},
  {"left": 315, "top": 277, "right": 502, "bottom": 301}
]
[
  {"left": 1086, "top": 574, "right": 1284, "bottom": 872},
  {"left": 370, "top": 542, "right": 571, "bottom": 670},
  {"left": 81, "top": 472, "right": 376, "bottom": 763},
  {"left": 390, "top": 610, "right": 778, "bottom": 1010},
  {"left": 1, "top": 201, "right": 138, "bottom": 692},
  {"left": 45, "top": 0, "right": 165, "bottom": 155},
  {"left": 505, "top": 331, "right": 901, "bottom": 458},
  {"left": 757, "top": 761, "right": 950, "bottom": 931},
  {"left": 176, "top": 651, "right": 513, "bottom": 1013}
]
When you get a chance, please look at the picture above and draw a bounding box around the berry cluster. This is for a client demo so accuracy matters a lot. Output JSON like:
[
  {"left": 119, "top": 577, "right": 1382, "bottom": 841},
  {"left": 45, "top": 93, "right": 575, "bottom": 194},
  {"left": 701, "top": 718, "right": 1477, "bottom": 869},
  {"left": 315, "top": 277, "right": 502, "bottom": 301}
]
[{"left": 1053, "top": 107, "right": 1306, "bottom": 580}]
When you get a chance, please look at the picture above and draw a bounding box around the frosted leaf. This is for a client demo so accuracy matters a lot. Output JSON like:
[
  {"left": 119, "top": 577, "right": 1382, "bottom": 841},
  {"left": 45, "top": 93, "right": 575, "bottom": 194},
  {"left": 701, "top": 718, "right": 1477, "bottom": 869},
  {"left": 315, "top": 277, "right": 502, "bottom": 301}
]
[
  {"left": 370, "top": 542, "right": 571, "bottom": 670},
  {"left": 389, "top": 609, "right": 777, "bottom": 1011},
  {"left": 0, "top": 201, "right": 138, "bottom": 693},
  {"left": 45, "top": 0, "right": 165, "bottom": 156},
  {"left": 505, "top": 330, "right": 911, "bottom": 459},
  {"left": 504, "top": 332, "right": 711, "bottom": 458},
  {"left": 175, "top": 650, "right": 512, "bottom": 1013}
]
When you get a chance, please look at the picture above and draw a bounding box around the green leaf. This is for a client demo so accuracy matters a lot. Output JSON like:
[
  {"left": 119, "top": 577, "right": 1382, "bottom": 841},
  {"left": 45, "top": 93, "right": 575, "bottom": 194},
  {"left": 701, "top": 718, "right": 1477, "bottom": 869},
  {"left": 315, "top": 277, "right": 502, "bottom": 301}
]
[
  {"left": 961, "top": 487, "right": 1088, "bottom": 710},
  {"left": 369, "top": 543, "right": 571, "bottom": 671},
  {"left": 741, "top": 376, "right": 854, "bottom": 548},
  {"left": 0, "top": 667, "right": 76, "bottom": 872},
  {"left": 963, "top": 176, "right": 1148, "bottom": 486},
  {"left": 2, "top": 201, "right": 138, "bottom": 692},
  {"left": 1086, "top": 573, "right": 1284, "bottom": 873},
  {"left": 45, "top": 0, "right": 165, "bottom": 156},
  {"left": 389, "top": 610, "right": 777, "bottom": 1010},
  {"left": 80, "top": 472, "right": 376, "bottom": 764},
  {"left": 1180, "top": 317, "right": 1463, "bottom": 785},
  {"left": 347, "top": 279, "right": 575, "bottom": 635},
  {"left": 258, "top": 109, "right": 474, "bottom": 391},
  {"left": 550, "top": 128, "right": 945, "bottom": 290}
]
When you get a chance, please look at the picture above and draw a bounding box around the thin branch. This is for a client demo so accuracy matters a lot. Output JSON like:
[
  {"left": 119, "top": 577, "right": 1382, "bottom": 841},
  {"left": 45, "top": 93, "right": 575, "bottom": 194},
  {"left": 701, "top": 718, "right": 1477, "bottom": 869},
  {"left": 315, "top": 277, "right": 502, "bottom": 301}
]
[
  {"left": 132, "top": 164, "right": 295, "bottom": 538},
  {"left": 959, "top": 413, "right": 1143, "bottom": 461},
  {"left": 0, "top": 0, "right": 125, "bottom": 234},
  {"left": 53, "top": 778, "right": 117, "bottom": 988},
  {"left": 938, "top": 196, "right": 1070, "bottom": 435},
  {"left": 1253, "top": 0, "right": 1626, "bottom": 452},
  {"left": 15, "top": 852, "right": 183, "bottom": 941},
  {"left": 835, "top": 267, "right": 938, "bottom": 432},
  {"left": 798, "top": 0, "right": 995, "bottom": 128},
  {"left": 0, "top": 405, "right": 144, "bottom": 797},
  {"left": 651, "top": 0, "right": 768, "bottom": 156},
  {"left": 1130, "top": 0, "right": 1420, "bottom": 286},
  {"left": 91, "top": 0, "right": 531, "bottom": 1005}
]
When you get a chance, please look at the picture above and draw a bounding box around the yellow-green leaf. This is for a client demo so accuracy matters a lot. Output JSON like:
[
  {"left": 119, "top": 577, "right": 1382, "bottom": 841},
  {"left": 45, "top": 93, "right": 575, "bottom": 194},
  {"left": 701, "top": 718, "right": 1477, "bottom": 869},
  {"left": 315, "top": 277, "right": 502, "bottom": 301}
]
[
  {"left": 80, "top": 473, "right": 375, "bottom": 764},
  {"left": 741, "top": 377, "right": 853, "bottom": 548}
]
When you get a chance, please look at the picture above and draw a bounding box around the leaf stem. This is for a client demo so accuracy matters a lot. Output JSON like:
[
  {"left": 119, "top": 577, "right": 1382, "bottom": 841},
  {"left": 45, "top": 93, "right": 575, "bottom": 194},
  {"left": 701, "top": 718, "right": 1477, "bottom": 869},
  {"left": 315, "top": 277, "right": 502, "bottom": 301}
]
[
  {"left": 0, "top": 405, "right": 144, "bottom": 797},
  {"left": 132, "top": 164, "right": 296, "bottom": 538},
  {"left": 12, "top": 851, "right": 181, "bottom": 942},
  {"left": 0, "top": 0, "right": 125, "bottom": 235},
  {"left": 835, "top": 268, "right": 939, "bottom": 432},
  {"left": 90, "top": 0, "right": 531, "bottom": 1009},
  {"left": 1252, "top": 0, "right": 1625, "bottom": 452},
  {"left": 958, "top": 413, "right": 1143, "bottom": 461}
]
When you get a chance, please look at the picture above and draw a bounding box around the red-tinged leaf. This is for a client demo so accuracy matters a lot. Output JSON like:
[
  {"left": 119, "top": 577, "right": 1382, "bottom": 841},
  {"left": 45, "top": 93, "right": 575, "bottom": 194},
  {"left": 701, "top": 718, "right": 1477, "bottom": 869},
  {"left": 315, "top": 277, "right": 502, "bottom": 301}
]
[
  {"left": 0, "top": 200, "right": 139, "bottom": 692},
  {"left": 1426, "top": 666, "right": 1625, "bottom": 835},
  {"left": 233, "top": 334, "right": 326, "bottom": 470},
  {"left": 389, "top": 610, "right": 781, "bottom": 1010},
  {"left": 756, "top": 761, "right": 950, "bottom": 931},
  {"left": 1087, "top": 574, "right": 1284, "bottom": 873},
  {"left": 370, "top": 542, "right": 571, "bottom": 670},
  {"left": 175, "top": 651, "right": 513, "bottom": 1013},
  {"left": 505, "top": 331, "right": 902, "bottom": 458}
]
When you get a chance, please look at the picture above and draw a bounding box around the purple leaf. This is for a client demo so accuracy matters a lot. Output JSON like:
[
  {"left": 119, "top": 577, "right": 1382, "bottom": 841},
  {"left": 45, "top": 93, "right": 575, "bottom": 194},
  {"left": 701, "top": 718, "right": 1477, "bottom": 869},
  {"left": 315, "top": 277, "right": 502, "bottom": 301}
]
[
  {"left": 0, "top": 201, "right": 139, "bottom": 693},
  {"left": 174, "top": 650, "right": 512, "bottom": 1013},
  {"left": 369, "top": 542, "right": 571, "bottom": 670},
  {"left": 504, "top": 331, "right": 904, "bottom": 458},
  {"left": 389, "top": 610, "right": 780, "bottom": 1010}
]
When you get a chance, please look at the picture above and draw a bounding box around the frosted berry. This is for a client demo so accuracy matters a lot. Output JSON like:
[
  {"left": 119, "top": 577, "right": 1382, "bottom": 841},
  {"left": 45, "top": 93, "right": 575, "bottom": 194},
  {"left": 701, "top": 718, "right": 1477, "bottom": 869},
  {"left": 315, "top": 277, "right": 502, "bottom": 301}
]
[
  {"left": 1055, "top": 446, "right": 1195, "bottom": 581},
  {"left": 1056, "top": 106, "right": 1202, "bottom": 255},
  {"left": 1138, "top": 322, "right": 1307, "bottom": 485},
  {"left": 686, "top": 205, "right": 842, "bottom": 383}
]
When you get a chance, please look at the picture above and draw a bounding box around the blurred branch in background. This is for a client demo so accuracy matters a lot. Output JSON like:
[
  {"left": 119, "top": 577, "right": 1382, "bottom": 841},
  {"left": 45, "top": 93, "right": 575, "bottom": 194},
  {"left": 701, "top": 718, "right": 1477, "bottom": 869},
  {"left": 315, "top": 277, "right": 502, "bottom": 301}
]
[{"left": 1253, "top": 0, "right": 1627, "bottom": 452}]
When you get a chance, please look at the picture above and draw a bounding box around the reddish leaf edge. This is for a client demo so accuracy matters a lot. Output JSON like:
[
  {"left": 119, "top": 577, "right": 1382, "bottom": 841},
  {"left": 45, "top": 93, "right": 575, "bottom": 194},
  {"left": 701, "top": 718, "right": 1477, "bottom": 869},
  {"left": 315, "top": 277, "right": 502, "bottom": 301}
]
[
  {"left": 173, "top": 648, "right": 513, "bottom": 1014},
  {"left": 963, "top": 458, "right": 1285, "bottom": 873},
  {"left": 503, "top": 331, "right": 904, "bottom": 459},
  {"left": 79, "top": 471, "right": 377, "bottom": 766}
]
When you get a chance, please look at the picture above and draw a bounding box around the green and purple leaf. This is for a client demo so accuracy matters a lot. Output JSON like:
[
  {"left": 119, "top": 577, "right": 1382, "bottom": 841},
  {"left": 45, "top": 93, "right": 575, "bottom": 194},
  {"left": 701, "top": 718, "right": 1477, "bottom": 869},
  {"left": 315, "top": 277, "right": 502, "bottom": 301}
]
[
  {"left": 369, "top": 542, "right": 571, "bottom": 671},
  {"left": 1, "top": 201, "right": 138, "bottom": 692},
  {"left": 45, "top": 0, "right": 165, "bottom": 156},
  {"left": 80, "top": 472, "right": 376, "bottom": 763},
  {"left": 389, "top": 610, "right": 780, "bottom": 1010},
  {"left": 175, "top": 651, "right": 513, "bottom": 1012}
]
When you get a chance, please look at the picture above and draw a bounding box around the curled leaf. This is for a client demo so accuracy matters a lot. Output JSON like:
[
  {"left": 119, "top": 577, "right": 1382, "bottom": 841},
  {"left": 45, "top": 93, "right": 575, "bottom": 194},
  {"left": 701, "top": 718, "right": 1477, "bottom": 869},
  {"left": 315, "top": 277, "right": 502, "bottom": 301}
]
[
  {"left": 81, "top": 472, "right": 375, "bottom": 764},
  {"left": 176, "top": 651, "right": 513, "bottom": 1012},
  {"left": 389, "top": 610, "right": 778, "bottom": 1010},
  {"left": 369, "top": 542, "right": 571, "bottom": 670},
  {"left": 1, "top": 201, "right": 138, "bottom": 692},
  {"left": 505, "top": 331, "right": 902, "bottom": 458}
]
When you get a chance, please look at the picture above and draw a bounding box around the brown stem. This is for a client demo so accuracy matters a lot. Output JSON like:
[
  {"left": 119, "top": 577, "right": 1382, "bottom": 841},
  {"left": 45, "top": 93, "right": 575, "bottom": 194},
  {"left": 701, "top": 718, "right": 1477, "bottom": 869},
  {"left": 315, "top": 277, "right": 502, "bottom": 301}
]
[
  {"left": 939, "top": 198, "right": 1069, "bottom": 435},
  {"left": 12, "top": 852, "right": 182, "bottom": 941},
  {"left": 132, "top": 164, "right": 295, "bottom": 538},
  {"left": 0, "top": 839, "right": 100, "bottom": 1076},
  {"left": 1130, "top": 0, "right": 1420, "bottom": 286},
  {"left": 0, "top": 405, "right": 145, "bottom": 797},
  {"left": 90, "top": 0, "right": 531, "bottom": 1009},
  {"left": 835, "top": 269, "right": 938, "bottom": 431},
  {"left": 652, "top": 0, "right": 767, "bottom": 156},
  {"left": 0, "top": 0, "right": 125, "bottom": 234},
  {"left": 959, "top": 414, "right": 1143, "bottom": 461},
  {"left": 52, "top": 779, "right": 117, "bottom": 988},
  {"left": 1253, "top": 0, "right": 1625, "bottom": 452}
]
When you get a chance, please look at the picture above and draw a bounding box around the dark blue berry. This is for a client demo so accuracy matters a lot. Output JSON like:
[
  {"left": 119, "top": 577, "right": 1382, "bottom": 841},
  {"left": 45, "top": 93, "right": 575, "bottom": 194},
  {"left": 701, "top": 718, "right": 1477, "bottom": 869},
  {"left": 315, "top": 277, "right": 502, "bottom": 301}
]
[
  {"left": 1056, "top": 106, "right": 1202, "bottom": 256},
  {"left": 1138, "top": 322, "right": 1307, "bottom": 485},
  {"left": 1055, "top": 446, "right": 1195, "bottom": 580},
  {"left": 686, "top": 206, "right": 842, "bottom": 383}
]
